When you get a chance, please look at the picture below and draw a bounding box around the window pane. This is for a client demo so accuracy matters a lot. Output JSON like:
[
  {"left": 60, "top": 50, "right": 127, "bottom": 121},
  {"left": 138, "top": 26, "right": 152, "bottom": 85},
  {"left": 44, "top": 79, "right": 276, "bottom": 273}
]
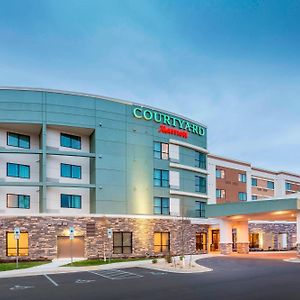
[
  {"left": 7, "top": 133, "right": 19, "bottom": 147},
  {"left": 7, "top": 194, "right": 18, "bottom": 208},
  {"left": 72, "top": 166, "right": 81, "bottom": 179},
  {"left": 113, "top": 247, "right": 122, "bottom": 254},
  {"left": 113, "top": 233, "right": 122, "bottom": 247},
  {"left": 154, "top": 169, "right": 161, "bottom": 179},
  {"left": 162, "top": 171, "right": 169, "bottom": 180},
  {"left": 154, "top": 245, "right": 161, "bottom": 253},
  {"left": 61, "top": 194, "right": 70, "bottom": 208},
  {"left": 19, "top": 136, "right": 30, "bottom": 149},
  {"left": 154, "top": 233, "right": 161, "bottom": 246},
  {"left": 154, "top": 207, "right": 161, "bottom": 214},
  {"left": 161, "top": 233, "right": 169, "bottom": 246},
  {"left": 60, "top": 134, "right": 70, "bottom": 148},
  {"left": 154, "top": 197, "right": 161, "bottom": 206},
  {"left": 162, "top": 180, "right": 169, "bottom": 187},
  {"left": 71, "top": 137, "right": 81, "bottom": 150},
  {"left": 162, "top": 207, "right": 169, "bottom": 215},
  {"left": 123, "top": 246, "right": 132, "bottom": 254},
  {"left": 7, "top": 163, "right": 18, "bottom": 177},
  {"left": 73, "top": 196, "right": 81, "bottom": 208},
  {"left": 162, "top": 198, "right": 169, "bottom": 208},
  {"left": 123, "top": 233, "right": 132, "bottom": 247},
  {"left": 19, "top": 195, "right": 30, "bottom": 209},
  {"left": 154, "top": 152, "right": 161, "bottom": 159},
  {"left": 154, "top": 179, "right": 161, "bottom": 187},
  {"left": 20, "top": 165, "right": 30, "bottom": 178},
  {"left": 154, "top": 142, "right": 161, "bottom": 151},
  {"left": 61, "top": 164, "right": 71, "bottom": 177}
]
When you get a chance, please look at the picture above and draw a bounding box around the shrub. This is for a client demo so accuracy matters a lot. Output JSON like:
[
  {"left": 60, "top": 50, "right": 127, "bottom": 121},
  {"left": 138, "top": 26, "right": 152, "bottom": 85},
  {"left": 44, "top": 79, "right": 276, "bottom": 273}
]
[{"left": 152, "top": 258, "right": 158, "bottom": 264}]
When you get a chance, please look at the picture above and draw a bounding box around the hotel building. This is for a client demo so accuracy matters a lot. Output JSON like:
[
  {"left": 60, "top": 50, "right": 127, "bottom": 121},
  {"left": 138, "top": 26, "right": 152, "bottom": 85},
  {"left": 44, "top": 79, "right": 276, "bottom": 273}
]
[{"left": 0, "top": 87, "right": 299, "bottom": 260}]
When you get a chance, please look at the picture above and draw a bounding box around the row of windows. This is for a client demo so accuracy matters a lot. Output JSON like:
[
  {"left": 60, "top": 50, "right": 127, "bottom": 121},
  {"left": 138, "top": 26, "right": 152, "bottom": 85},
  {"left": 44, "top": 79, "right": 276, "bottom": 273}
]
[
  {"left": 5, "top": 193, "right": 81, "bottom": 209},
  {"left": 153, "top": 142, "right": 207, "bottom": 169},
  {"left": 154, "top": 169, "right": 207, "bottom": 193},
  {"left": 216, "top": 189, "right": 247, "bottom": 201},
  {"left": 5, "top": 163, "right": 82, "bottom": 179},
  {"left": 251, "top": 178, "right": 274, "bottom": 189},
  {"left": 6, "top": 132, "right": 82, "bottom": 150},
  {"left": 216, "top": 169, "right": 247, "bottom": 183},
  {"left": 6, "top": 231, "right": 208, "bottom": 257},
  {"left": 152, "top": 197, "right": 206, "bottom": 217}
]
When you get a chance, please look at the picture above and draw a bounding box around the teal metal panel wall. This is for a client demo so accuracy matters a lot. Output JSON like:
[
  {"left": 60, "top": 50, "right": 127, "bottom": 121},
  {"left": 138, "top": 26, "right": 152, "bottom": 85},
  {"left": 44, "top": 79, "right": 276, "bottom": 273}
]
[{"left": 0, "top": 89, "right": 207, "bottom": 217}]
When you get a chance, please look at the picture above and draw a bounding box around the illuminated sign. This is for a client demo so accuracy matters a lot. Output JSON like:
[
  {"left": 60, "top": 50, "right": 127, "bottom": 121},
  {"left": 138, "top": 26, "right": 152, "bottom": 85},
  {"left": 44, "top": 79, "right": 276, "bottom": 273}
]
[
  {"left": 133, "top": 107, "right": 205, "bottom": 137},
  {"left": 159, "top": 124, "right": 188, "bottom": 139}
]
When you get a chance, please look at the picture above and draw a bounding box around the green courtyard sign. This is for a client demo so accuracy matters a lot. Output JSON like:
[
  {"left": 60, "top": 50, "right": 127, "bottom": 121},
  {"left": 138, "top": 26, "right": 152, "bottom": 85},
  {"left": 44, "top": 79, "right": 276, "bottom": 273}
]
[{"left": 133, "top": 107, "right": 205, "bottom": 136}]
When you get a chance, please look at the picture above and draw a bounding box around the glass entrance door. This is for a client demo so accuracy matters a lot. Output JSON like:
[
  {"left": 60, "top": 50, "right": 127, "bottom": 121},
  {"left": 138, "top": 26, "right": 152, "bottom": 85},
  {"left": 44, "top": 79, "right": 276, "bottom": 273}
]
[{"left": 211, "top": 230, "right": 220, "bottom": 251}]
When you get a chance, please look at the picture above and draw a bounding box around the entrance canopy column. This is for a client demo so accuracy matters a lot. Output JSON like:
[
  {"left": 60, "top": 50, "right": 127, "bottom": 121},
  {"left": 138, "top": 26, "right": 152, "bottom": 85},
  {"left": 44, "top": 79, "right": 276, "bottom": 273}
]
[
  {"left": 296, "top": 212, "right": 300, "bottom": 257},
  {"left": 219, "top": 219, "right": 233, "bottom": 255},
  {"left": 235, "top": 221, "right": 249, "bottom": 254}
]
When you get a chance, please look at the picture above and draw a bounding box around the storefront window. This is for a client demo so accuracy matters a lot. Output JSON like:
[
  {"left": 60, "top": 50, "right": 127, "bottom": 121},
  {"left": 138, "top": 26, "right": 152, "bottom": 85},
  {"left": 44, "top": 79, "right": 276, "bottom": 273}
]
[{"left": 6, "top": 232, "right": 29, "bottom": 256}]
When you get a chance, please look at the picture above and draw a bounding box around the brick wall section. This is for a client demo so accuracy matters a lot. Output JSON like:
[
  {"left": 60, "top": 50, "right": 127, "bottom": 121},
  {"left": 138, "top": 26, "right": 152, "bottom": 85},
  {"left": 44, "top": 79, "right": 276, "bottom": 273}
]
[
  {"left": 249, "top": 222, "right": 296, "bottom": 250},
  {"left": 0, "top": 216, "right": 208, "bottom": 261}
]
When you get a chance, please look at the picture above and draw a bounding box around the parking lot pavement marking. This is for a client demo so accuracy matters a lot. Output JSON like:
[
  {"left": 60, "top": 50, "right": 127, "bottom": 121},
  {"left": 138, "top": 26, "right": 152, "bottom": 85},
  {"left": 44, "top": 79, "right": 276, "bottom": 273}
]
[
  {"left": 89, "top": 269, "right": 143, "bottom": 280},
  {"left": 10, "top": 285, "right": 35, "bottom": 291},
  {"left": 44, "top": 274, "right": 59, "bottom": 286},
  {"left": 148, "top": 271, "right": 167, "bottom": 276},
  {"left": 75, "top": 279, "right": 96, "bottom": 284}
]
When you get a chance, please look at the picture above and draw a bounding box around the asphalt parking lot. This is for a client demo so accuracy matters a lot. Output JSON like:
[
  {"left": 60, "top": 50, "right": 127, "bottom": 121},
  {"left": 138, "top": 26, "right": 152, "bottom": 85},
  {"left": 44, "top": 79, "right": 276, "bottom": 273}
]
[{"left": 1, "top": 256, "right": 300, "bottom": 300}]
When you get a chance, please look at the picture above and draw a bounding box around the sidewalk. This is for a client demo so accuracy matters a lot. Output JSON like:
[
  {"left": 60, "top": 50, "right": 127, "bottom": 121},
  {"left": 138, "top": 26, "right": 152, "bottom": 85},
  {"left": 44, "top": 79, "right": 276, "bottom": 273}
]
[{"left": 0, "top": 254, "right": 217, "bottom": 278}]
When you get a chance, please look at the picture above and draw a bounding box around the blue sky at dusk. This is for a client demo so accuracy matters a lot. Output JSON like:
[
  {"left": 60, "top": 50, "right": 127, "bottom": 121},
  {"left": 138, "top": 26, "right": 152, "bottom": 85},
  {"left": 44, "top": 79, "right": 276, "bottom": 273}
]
[{"left": 0, "top": 0, "right": 300, "bottom": 172}]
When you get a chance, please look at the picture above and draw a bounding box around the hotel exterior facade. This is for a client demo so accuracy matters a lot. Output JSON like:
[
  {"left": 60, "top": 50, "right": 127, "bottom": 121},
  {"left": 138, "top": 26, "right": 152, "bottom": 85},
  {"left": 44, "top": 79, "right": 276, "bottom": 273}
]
[{"left": 0, "top": 87, "right": 299, "bottom": 260}]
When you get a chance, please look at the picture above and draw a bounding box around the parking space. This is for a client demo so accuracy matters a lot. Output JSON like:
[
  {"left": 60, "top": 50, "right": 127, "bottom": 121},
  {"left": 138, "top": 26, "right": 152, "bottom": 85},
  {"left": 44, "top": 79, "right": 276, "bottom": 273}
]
[{"left": 89, "top": 269, "right": 143, "bottom": 280}]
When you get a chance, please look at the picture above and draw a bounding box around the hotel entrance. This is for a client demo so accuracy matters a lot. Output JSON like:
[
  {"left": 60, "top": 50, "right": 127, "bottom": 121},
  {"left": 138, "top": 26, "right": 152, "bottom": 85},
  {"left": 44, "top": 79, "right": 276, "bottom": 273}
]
[{"left": 211, "top": 229, "right": 220, "bottom": 252}]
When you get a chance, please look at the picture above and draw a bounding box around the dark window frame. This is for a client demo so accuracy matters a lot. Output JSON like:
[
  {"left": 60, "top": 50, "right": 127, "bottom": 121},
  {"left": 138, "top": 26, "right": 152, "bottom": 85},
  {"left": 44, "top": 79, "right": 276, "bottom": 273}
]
[
  {"left": 6, "top": 231, "right": 29, "bottom": 257},
  {"left": 195, "top": 175, "right": 207, "bottom": 193},
  {"left": 153, "top": 141, "right": 169, "bottom": 160},
  {"left": 6, "top": 194, "right": 30, "bottom": 209},
  {"left": 7, "top": 163, "right": 30, "bottom": 179},
  {"left": 60, "top": 133, "right": 81, "bottom": 150},
  {"left": 113, "top": 232, "right": 133, "bottom": 254},
  {"left": 238, "top": 192, "right": 247, "bottom": 201},
  {"left": 252, "top": 178, "right": 257, "bottom": 186},
  {"left": 60, "top": 163, "right": 82, "bottom": 179},
  {"left": 7, "top": 132, "right": 30, "bottom": 149},
  {"left": 154, "top": 232, "right": 170, "bottom": 253},
  {"left": 60, "top": 194, "right": 82, "bottom": 209},
  {"left": 195, "top": 201, "right": 206, "bottom": 218},
  {"left": 153, "top": 197, "right": 170, "bottom": 215},
  {"left": 195, "top": 151, "right": 207, "bottom": 169},
  {"left": 154, "top": 169, "right": 169, "bottom": 187}
]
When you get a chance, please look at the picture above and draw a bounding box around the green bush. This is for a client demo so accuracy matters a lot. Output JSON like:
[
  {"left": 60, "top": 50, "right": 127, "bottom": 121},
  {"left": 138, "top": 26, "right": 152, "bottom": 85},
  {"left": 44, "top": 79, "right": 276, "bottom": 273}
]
[
  {"left": 164, "top": 253, "right": 172, "bottom": 264},
  {"left": 152, "top": 258, "right": 158, "bottom": 264}
]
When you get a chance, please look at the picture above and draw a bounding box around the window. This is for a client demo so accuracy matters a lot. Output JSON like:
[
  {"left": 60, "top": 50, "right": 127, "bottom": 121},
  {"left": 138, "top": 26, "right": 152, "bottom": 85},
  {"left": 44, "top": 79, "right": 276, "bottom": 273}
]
[
  {"left": 252, "top": 178, "right": 257, "bottom": 186},
  {"left": 154, "top": 232, "right": 170, "bottom": 253},
  {"left": 216, "top": 189, "right": 226, "bottom": 199},
  {"left": 195, "top": 151, "right": 207, "bottom": 169},
  {"left": 7, "top": 132, "right": 30, "bottom": 149},
  {"left": 61, "top": 163, "right": 81, "bottom": 179},
  {"left": 286, "top": 182, "right": 292, "bottom": 191},
  {"left": 196, "top": 232, "right": 207, "bottom": 251},
  {"left": 60, "top": 133, "right": 81, "bottom": 150},
  {"left": 195, "top": 176, "right": 207, "bottom": 193},
  {"left": 267, "top": 181, "right": 274, "bottom": 189},
  {"left": 7, "top": 194, "right": 30, "bottom": 209},
  {"left": 238, "top": 192, "right": 247, "bottom": 201},
  {"left": 239, "top": 173, "right": 247, "bottom": 183},
  {"left": 153, "top": 142, "right": 169, "bottom": 160},
  {"left": 154, "top": 169, "right": 169, "bottom": 187},
  {"left": 195, "top": 201, "right": 205, "bottom": 218},
  {"left": 113, "top": 232, "right": 132, "bottom": 254},
  {"left": 252, "top": 195, "right": 258, "bottom": 200},
  {"left": 154, "top": 197, "right": 170, "bottom": 215},
  {"left": 216, "top": 169, "right": 225, "bottom": 179},
  {"left": 61, "top": 194, "right": 82, "bottom": 209},
  {"left": 7, "top": 163, "right": 30, "bottom": 178},
  {"left": 6, "top": 232, "right": 29, "bottom": 256}
]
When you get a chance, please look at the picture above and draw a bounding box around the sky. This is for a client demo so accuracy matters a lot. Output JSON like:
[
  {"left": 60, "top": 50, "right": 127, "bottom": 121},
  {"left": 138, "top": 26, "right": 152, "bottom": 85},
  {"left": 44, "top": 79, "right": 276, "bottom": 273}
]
[{"left": 0, "top": 0, "right": 300, "bottom": 172}]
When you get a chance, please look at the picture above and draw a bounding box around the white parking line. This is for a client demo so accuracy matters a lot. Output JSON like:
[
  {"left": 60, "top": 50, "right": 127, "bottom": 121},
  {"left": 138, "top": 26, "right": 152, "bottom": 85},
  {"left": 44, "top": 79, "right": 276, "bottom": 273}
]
[
  {"left": 44, "top": 274, "right": 59, "bottom": 286},
  {"left": 89, "top": 269, "right": 143, "bottom": 280}
]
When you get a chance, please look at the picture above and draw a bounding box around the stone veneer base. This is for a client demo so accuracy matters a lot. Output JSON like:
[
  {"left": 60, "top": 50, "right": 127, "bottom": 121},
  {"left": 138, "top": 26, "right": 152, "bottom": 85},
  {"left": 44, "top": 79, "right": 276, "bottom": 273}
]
[
  {"left": 219, "top": 243, "right": 232, "bottom": 255},
  {"left": 237, "top": 242, "right": 249, "bottom": 254},
  {"left": 0, "top": 216, "right": 208, "bottom": 261}
]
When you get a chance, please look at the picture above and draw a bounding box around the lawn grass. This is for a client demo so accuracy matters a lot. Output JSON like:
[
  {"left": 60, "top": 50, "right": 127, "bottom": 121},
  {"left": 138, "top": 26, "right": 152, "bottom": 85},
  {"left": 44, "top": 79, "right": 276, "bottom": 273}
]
[
  {"left": 0, "top": 261, "right": 50, "bottom": 272},
  {"left": 64, "top": 257, "right": 149, "bottom": 267}
]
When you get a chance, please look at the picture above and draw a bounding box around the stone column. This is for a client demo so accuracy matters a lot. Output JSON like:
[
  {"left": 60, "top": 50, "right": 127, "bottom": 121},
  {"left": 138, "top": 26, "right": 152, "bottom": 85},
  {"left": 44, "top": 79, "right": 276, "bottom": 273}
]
[
  {"left": 219, "top": 219, "right": 233, "bottom": 255},
  {"left": 296, "top": 212, "right": 300, "bottom": 257},
  {"left": 236, "top": 221, "right": 249, "bottom": 254}
]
